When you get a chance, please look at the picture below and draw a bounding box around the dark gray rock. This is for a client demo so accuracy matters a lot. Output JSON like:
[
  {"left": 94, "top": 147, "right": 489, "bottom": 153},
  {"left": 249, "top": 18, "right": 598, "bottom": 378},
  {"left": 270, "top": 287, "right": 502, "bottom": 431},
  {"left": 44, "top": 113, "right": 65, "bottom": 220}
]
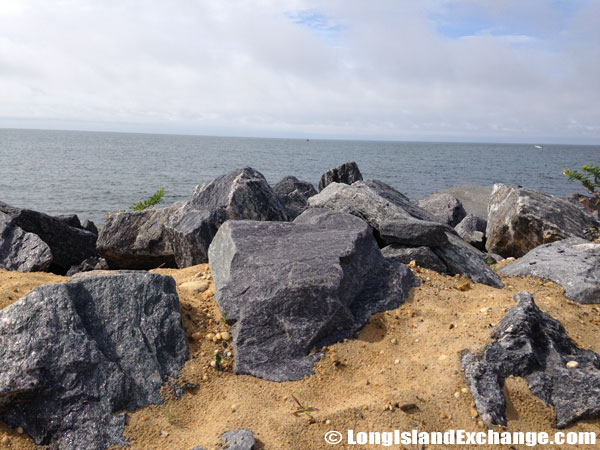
[
  {"left": 564, "top": 193, "right": 600, "bottom": 220},
  {"left": 55, "top": 214, "right": 82, "bottom": 229},
  {"left": 435, "top": 185, "right": 493, "bottom": 219},
  {"left": 318, "top": 161, "right": 363, "bottom": 191},
  {"left": 166, "top": 167, "right": 288, "bottom": 267},
  {"left": 0, "top": 211, "right": 53, "bottom": 272},
  {"left": 0, "top": 271, "right": 188, "bottom": 449},
  {"left": 433, "top": 232, "right": 503, "bottom": 288},
  {"left": 379, "top": 219, "right": 449, "bottom": 247},
  {"left": 0, "top": 201, "right": 97, "bottom": 274},
  {"left": 500, "top": 238, "right": 600, "bottom": 304},
  {"left": 66, "top": 256, "right": 110, "bottom": 276},
  {"left": 381, "top": 245, "right": 447, "bottom": 273},
  {"left": 220, "top": 429, "right": 256, "bottom": 450},
  {"left": 82, "top": 219, "right": 99, "bottom": 235},
  {"left": 455, "top": 214, "right": 487, "bottom": 251},
  {"left": 208, "top": 209, "right": 418, "bottom": 381},
  {"left": 486, "top": 184, "right": 600, "bottom": 258},
  {"left": 461, "top": 291, "right": 600, "bottom": 428},
  {"left": 273, "top": 176, "right": 318, "bottom": 220},
  {"left": 308, "top": 181, "right": 502, "bottom": 287},
  {"left": 416, "top": 193, "right": 467, "bottom": 227},
  {"left": 97, "top": 203, "right": 181, "bottom": 270}
]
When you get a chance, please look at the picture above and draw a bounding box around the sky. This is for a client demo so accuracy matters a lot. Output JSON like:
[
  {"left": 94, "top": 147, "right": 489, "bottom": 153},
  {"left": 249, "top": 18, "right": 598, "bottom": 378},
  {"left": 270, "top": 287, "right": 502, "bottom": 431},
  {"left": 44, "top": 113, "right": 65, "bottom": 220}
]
[{"left": 0, "top": 0, "right": 599, "bottom": 144}]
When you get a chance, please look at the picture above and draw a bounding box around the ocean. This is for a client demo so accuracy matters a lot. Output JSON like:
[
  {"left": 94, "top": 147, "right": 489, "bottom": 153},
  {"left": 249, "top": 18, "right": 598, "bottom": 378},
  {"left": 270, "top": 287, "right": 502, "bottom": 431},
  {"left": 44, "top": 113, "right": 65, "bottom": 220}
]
[{"left": 1, "top": 128, "right": 598, "bottom": 226}]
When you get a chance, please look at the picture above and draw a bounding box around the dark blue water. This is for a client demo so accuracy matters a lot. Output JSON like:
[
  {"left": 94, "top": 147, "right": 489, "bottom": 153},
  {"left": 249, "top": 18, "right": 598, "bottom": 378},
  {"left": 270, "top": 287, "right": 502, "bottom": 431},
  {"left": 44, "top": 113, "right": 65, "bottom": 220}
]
[{"left": 1, "top": 128, "right": 598, "bottom": 226}]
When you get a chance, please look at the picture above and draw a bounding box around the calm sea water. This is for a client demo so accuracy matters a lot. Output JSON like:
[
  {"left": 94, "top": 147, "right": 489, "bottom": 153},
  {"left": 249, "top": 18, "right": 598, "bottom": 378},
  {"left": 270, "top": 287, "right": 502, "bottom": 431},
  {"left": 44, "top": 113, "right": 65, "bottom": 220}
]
[{"left": 1, "top": 128, "right": 598, "bottom": 226}]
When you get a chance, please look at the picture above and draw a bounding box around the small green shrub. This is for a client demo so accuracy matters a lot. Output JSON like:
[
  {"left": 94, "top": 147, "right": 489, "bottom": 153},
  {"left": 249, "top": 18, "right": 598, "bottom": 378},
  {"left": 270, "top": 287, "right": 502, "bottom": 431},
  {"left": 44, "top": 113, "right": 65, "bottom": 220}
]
[
  {"left": 129, "top": 187, "right": 165, "bottom": 211},
  {"left": 563, "top": 165, "right": 600, "bottom": 206}
]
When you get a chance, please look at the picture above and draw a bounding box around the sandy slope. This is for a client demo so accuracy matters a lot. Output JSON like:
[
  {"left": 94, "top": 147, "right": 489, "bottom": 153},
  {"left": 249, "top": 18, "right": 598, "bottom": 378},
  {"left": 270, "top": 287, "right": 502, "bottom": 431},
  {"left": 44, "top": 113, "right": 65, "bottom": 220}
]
[{"left": 1, "top": 264, "right": 599, "bottom": 450}]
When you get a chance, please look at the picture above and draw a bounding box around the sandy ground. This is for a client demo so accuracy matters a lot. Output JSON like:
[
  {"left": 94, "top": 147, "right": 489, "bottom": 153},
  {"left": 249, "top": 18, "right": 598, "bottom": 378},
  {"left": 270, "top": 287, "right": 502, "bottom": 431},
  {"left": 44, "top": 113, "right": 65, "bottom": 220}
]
[{"left": 1, "top": 263, "right": 599, "bottom": 450}]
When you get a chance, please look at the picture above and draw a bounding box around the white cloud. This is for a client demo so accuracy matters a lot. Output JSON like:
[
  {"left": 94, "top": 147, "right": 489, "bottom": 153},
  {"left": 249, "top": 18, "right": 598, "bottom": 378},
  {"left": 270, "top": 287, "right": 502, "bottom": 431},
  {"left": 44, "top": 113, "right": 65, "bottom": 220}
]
[{"left": 0, "top": 0, "right": 598, "bottom": 143}]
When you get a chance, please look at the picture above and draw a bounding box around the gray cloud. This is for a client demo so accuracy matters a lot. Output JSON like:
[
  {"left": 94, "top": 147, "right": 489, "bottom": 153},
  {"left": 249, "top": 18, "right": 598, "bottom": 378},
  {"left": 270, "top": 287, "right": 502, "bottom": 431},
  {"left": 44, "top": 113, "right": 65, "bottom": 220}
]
[{"left": 0, "top": 0, "right": 598, "bottom": 143}]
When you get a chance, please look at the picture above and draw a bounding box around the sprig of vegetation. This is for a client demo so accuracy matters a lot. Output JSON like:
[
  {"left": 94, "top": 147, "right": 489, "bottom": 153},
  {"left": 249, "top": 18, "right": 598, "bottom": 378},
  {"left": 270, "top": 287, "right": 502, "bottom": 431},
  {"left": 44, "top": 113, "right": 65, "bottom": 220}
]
[
  {"left": 129, "top": 187, "right": 165, "bottom": 211},
  {"left": 563, "top": 165, "right": 600, "bottom": 205},
  {"left": 291, "top": 394, "right": 318, "bottom": 423}
]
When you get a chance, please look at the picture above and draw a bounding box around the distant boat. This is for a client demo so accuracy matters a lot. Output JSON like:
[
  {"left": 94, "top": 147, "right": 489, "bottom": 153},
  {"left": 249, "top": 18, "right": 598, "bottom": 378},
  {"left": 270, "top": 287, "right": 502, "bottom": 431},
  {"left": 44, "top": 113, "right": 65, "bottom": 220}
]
[{"left": 534, "top": 145, "right": 544, "bottom": 149}]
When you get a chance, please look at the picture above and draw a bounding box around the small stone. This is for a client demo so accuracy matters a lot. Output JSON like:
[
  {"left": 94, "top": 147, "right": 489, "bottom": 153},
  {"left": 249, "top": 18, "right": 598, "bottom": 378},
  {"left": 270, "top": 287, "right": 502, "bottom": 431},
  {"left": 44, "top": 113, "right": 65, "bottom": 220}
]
[
  {"left": 566, "top": 360, "right": 580, "bottom": 369},
  {"left": 440, "top": 412, "right": 447, "bottom": 419},
  {"left": 470, "top": 408, "right": 478, "bottom": 417},
  {"left": 16, "top": 427, "right": 23, "bottom": 434},
  {"left": 461, "top": 388, "right": 469, "bottom": 394},
  {"left": 206, "top": 333, "right": 215, "bottom": 341},
  {"left": 390, "top": 338, "right": 398, "bottom": 344},
  {"left": 438, "top": 355, "right": 448, "bottom": 361},
  {"left": 215, "top": 332, "right": 222, "bottom": 340},
  {"left": 399, "top": 403, "right": 419, "bottom": 413},
  {"left": 231, "top": 404, "right": 237, "bottom": 411},
  {"left": 325, "top": 419, "right": 331, "bottom": 425},
  {"left": 179, "top": 281, "right": 210, "bottom": 295},
  {"left": 210, "top": 361, "right": 216, "bottom": 368},
  {"left": 202, "top": 374, "right": 209, "bottom": 381},
  {"left": 192, "top": 331, "right": 203, "bottom": 340},
  {"left": 477, "top": 420, "right": 485, "bottom": 428},
  {"left": 454, "top": 392, "right": 460, "bottom": 398},
  {"left": 457, "top": 282, "right": 471, "bottom": 292},
  {"left": 394, "top": 359, "right": 400, "bottom": 365},
  {"left": 1, "top": 436, "right": 9, "bottom": 445},
  {"left": 221, "top": 331, "right": 231, "bottom": 341},
  {"left": 160, "top": 430, "right": 169, "bottom": 437},
  {"left": 226, "top": 351, "right": 232, "bottom": 357},
  {"left": 379, "top": 350, "right": 384, "bottom": 355}
]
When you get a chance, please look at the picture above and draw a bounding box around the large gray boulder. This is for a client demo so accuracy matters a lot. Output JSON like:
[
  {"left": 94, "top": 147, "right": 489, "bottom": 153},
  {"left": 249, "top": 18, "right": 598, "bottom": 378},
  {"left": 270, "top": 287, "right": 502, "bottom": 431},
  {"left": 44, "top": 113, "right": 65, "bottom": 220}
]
[
  {"left": 0, "top": 211, "right": 52, "bottom": 272},
  {"left": 0, "top": 271, "right": 188, "bottom": 450},
  {"left": 435, "top": 184, "right": 493, "bottom": 219},
  {"left": 455, "top": 214, "right": 487, "bottom": 251},
  {"left": 166, "top": 167, "right": 287, "bottom": 267},
  {"left": 97, "top": 167, "right": 287, "bottom": 269},
  {"left": 308, "top": 181, "right": 502, "bottom": 288},
  {"left": 462, "top": 292, "right": 600, "bottom": 428},
  {"left": 97, "top": 203, "right": 181, "bottom": 269},
  {"left": 416, "top": 192, "right": 467, "bottom": 227},
  {"left": 273, "top": 176, "right": 318, "bottom": 220},
  {"left": 317, "top": 161, "right": 363, "bottom": 191},
  {"left": 381, "top": 245, "right": 447, "bottom": 273},
  {"left": 500, "top": 238, "right": 600, "bottom": 304},
  {"left": 0, "top": 201, "right": 98, "bottom": 274},
  {"left": 486, "top": 184, "right": 600, "bottom": 258},
  {"left": 208, "top": 209, "right": 418, "bottom": 381}
]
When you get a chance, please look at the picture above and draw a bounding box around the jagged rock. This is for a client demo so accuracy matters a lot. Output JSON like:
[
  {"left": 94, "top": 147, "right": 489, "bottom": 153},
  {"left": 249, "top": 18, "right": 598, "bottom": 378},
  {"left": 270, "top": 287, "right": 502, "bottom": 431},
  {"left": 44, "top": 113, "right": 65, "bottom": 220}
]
[
  {"left": 220, "top": 429, "right": 256, "bottom": 450},
  {"left": 97, "top": 203, "right": 181, "bottom": 270},
  {"left": 317, "top": 161, "right": 363, "bottom": 191},
  {"left": 486, "top": 184, "right": 600, "bottom": 258},
  {"left": 381, "top": 245, "right": 447, "bottom": 273},
  {"left": 416, "top": 192, "right": 467, "bottom": 227},
  {"left": 308, "top": 181, "right": 502, "bottom": 287},
  {"left": 500, "top": 238, "right": 600, "bottom": 304},
  {"left": 0, "top": 211, "right": 52, "bottom": 272},
  {"left": 66, "top": 256, "right": 109, "bottom": 276},
  {"left": 455, "top": 214, "right": 487, "bottom": 251},
  {"left": 564, "top": 193, "right": 600, "bottom": 219},
  {"left": 435, "top": 184, "right": 493, "bottom": 219},
  {"left": 55, "top": 214, "right": 82, "bottom": 229},
  {"left": 273, "top": 176, "right": 318, "bottom": 220},
  {"left": 208, "top": 209, "right": 418, "bottom": 381},
  {"left": 461, "top": 292, "right": 600, "bottom": 428},
  {"left": 82, "top": 219, "right": 99, "bottom": 235},
  {"left": 166, "top": 167, "right": 287, "bottom": 267},
  {"left": 0, "top": 271, "right": 188, "bottom": 450},
  {"left": 0, "top": 201, "right": 97, "bottom": 274},
  {"left": 433, "top": 232, "right": 503, "bottom": 288},
  {"left": 379, "top": 219, "right": 448, "bottom": 247}
]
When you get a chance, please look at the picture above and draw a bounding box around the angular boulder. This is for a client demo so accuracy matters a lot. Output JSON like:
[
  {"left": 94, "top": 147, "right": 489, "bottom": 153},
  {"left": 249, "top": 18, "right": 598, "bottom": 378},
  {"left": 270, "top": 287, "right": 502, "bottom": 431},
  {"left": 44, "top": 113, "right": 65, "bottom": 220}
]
[
  {"left": 379, "top": 219, "right": 448, "bottom": 247},
  {"left": 500, "top": 238, "right": 600, "bottom": 304},
  {"left": 486, "top": 184, "right": 600, "bottom": 258},
  {"left": 381, "top": 244, "right": 447, "bottom": 273},
  {"left": 55, "top": 214, "right": 82, "bottom": 229},
  {"left": 273, "top": 176, "right": 318, "bottom": 220},
  {"left": 0, "top": 271, "right": 188, "bottom": 450},
  {"left": 208, "top": 209, "right": 418, "bottom": 381},
  {"left": 0, "top": 201, "right": 97, "bottom": 274},
  {"left": 455, "top": 214, "right": 487, "bottom": 251},
  {"left": 416, "top": 192, "right": 467, "bottom": 227},
  {"left": 435, "top": 184, "right": 493, "bottom": 219},
  {"left": 97, "top": 203, "right": 181, "bottom": 270},
  {"left": 461, "top": 292, "right": 600, "bottom": 428},
  {"left": 308, "top": 181, "right": 502, "bottom": 288},
  {"left": 317, "top": 160, "right": 363, "bottom": 191},
  {"left": 166, "top": 167, "right": 287, "bottom": 267},
  {"left": 0, "top": 211, "right": 53, "bottom": 272}
]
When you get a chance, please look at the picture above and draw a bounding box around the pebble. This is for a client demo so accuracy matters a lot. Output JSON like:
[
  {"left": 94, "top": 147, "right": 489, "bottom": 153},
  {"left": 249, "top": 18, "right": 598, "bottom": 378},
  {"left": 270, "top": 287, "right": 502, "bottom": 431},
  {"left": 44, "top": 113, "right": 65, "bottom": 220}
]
[
  {"left": 379, "top": 350, "right": 384, "bottom": 355},
  {"left": 457, "top": 282, "right": 471, "bottom": 292},
  {"left": 221, "top": 331, "right": 231, "bottom": 341},
  {"left": 1, "top": 436, "right": 9, "bottom": 445},
  {"left": 394, "top": 359, "right": 400, "bottom": 365},
  {"left": 470, "top": 408, "right": 478, "bottom": 418},
  {"left": 160, "top": 430, "right": 169, "bottom": 437},
  {"left": 438, "top": 355, "right": 448, "bottom": 361},
  {"left": 477, "top": 420, "right": 485, "bottom": 428},
  {"left": 226, "top": 351, "right": 232, "bottom": 357},
  {"left": 192, "top": 331, "right": 203, "bottom": 340},
  {"left": 215, "top": 332, "right": 222, "bottom": 340},
  {"left": 206, "top": 333, "right": 215, "bottom": 341},
  {"left": 16, "top": 427, "right": 23, "bottom": 434},
  {"left": 231, "top": 404, "right": 237, "bottom": 411},
  {"left": 179, "top": 280, "right": 210, "bottom": 295},
  {"left": 566, "top": 360, "right": 579, "bottom": 369},
  {"left": 461, "top": 388, "right": 469, "bottom": 394},
  {"left": 454, "top": 392, "right": 460, "bottom": 398},
  {"left": 390, "top": 338, "right": 398, "bottom": 344},
  {"left": 202, "top": 374, "right": 209, "bottom": 381},
  {"left": 325, "top": 419, "right": 331, "bottom": 425},
  {"left": 210, "top": 361, "right": 217, "bottom": 368}
]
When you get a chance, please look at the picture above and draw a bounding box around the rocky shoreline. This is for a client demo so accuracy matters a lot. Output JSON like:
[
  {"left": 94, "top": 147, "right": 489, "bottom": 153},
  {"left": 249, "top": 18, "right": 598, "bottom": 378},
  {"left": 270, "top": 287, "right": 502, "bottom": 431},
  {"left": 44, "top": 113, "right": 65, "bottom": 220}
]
[{"left": 1, "top": 161, "right": 599, "bottom": 449}]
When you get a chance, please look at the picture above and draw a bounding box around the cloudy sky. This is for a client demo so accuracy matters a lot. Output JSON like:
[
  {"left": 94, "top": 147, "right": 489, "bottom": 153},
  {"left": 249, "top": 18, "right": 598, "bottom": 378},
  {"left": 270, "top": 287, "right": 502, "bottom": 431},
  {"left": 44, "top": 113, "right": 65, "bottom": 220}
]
[{"left": 1, "top": 0, "right": 599, "bottom": 143}]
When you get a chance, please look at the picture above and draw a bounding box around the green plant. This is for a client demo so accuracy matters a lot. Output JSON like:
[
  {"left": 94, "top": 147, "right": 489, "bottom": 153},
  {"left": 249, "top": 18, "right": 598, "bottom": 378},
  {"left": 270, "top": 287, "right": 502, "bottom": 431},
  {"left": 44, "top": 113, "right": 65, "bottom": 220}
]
[
  {"left": 129, "top": 187, "right": 165, "bottom": 211},
  {"left": 291, "top": 394, "right": 318, "bottom": 422},
  {"left": 563, "top": 165, "right": 600, "bottom": 206}
]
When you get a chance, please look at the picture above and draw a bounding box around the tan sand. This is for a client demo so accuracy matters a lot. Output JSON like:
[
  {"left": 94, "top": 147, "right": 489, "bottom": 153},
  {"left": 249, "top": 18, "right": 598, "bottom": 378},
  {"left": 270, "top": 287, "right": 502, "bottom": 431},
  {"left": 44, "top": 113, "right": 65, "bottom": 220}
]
[{"left": 1, "top": 264, "right": 599, "bottom": 450}]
